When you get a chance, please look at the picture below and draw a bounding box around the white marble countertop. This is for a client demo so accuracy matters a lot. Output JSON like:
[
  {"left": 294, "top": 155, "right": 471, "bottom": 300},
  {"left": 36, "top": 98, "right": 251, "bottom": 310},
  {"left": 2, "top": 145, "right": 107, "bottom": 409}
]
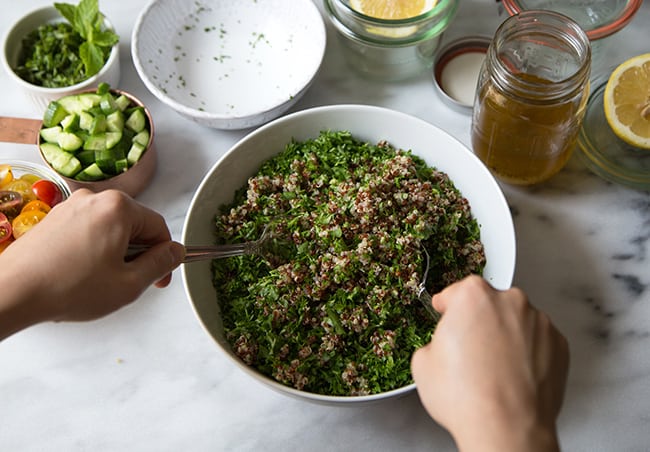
[{"left": 1, "top": 1, "right": 649, "bottom": 451}]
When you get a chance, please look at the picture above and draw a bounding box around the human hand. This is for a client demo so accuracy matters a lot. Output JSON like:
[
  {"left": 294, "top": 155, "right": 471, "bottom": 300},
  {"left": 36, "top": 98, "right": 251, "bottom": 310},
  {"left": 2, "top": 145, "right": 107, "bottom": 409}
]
[
  {"left": 0, "top": 189, "right": 184, "bottom": 338},
  {"left": 411, "top": 275, "right": 569, "bottom": 452}
]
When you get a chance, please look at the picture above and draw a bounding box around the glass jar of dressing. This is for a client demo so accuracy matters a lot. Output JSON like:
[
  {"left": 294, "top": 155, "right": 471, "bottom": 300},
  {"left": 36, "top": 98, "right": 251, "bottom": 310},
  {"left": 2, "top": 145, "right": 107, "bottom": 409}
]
[{"left": 471, "top": 10, "right": 591, "bottom": 185}]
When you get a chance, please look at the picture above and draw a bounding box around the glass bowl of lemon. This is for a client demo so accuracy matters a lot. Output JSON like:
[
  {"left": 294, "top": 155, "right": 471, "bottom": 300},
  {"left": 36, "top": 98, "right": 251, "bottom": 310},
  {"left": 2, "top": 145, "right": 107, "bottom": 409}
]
[
  {"left": 324, "top": 0, "right": 459, "bottom": 81},
  {"left": 577, "top": 53, "right": 650, "bottom": 190}
]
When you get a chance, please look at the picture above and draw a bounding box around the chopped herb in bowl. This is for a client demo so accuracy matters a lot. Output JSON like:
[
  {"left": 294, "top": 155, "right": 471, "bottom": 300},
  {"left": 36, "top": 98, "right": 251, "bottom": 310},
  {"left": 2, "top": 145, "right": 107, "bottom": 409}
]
[
  {"left": 212, "top": 131, "right": 486, "bottom": 396},
  {"left": 14, "top": 0, "right": 118, "bottom": 88}
]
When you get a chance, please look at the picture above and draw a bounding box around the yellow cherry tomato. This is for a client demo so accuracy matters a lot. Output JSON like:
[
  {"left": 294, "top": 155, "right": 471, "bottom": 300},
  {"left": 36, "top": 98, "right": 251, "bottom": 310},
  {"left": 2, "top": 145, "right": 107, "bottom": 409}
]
[
  {"left": 19, "top": 173, "right": 41, "bottom": 185},
  {"left": 12, "top": 210, "right": 46, "bottom": 239},
  {"left": 0, "top": 164, "right": 13, "bottom": 188},
  {"left": 21, "top": 200, "right": 52, "bottom": 213}
]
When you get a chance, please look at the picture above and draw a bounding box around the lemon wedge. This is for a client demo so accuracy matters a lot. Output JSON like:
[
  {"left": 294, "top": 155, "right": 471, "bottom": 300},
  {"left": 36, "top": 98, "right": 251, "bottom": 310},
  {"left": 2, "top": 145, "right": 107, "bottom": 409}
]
[
  {"left": 349, "top": 0, "right": 435, "bottom": 20},
  {"left": 603, "top": 53, "right": 650, "bottom": 150}
]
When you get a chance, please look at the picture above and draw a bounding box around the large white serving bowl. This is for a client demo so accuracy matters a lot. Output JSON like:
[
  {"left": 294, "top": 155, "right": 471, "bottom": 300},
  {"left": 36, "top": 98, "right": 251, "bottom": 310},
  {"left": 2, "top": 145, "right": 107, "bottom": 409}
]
[
  {"left": 182, "top": 105, "right": 516, "bottom": 405},
  {"left": 132, "top": 0, "right": 326, "bottom": 130}
]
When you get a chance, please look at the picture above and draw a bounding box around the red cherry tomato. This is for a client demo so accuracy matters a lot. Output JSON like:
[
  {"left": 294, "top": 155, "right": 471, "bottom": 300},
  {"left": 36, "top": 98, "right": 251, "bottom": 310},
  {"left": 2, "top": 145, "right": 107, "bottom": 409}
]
[
  {"left": 0, "top": 237, "right": 12, "bottom": 253},
  {"left": 0, "top": 212, "right": 12, "bottom": 243},
  {"left": 32, "top": 179, "right": 63, "bottom": 207}
]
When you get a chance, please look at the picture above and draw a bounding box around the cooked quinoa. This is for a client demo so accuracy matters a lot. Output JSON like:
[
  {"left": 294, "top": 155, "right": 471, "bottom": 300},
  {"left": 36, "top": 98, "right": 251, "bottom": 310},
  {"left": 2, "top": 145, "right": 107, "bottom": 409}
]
[{"left": 212, "top": 131, "right": 485, "bottom": 396}]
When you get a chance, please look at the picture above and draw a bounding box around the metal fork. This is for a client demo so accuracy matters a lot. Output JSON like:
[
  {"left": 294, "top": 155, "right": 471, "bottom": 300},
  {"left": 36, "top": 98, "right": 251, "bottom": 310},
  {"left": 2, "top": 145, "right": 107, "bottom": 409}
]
[{"left": 127, "top": 225, "right": 283, "bottom": 264}]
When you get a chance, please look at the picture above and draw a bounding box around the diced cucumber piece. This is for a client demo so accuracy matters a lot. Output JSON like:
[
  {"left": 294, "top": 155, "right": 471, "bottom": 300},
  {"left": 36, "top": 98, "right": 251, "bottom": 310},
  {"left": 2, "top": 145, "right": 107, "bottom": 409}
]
[
  {"left": 39, "top": 142, "right": 81, "bottom": 177},
  {"left": 57, "top": 158, "right": 82, "bottom": 178},
  {"left": 76, "top": 149, "right": 95, "bottom": 166},
  {"left": 83, "top": 134, "right": 106, "bottom": 151},
  {"left": 39, "top": 142, "right": 64, "bottom": 163},
  {"left": 115, "top": 95, "right": 131, "bottom": 112},
  {"left": 43, "top": 101, "right": 69, "bottom": 128},
  {"left": 125, "top": 108, "right": 146, "bottom": 133},
  {"left": 60, "top": 113, "right": 79, "bottom": 131},
  {"left": 58, "top": 94, "right": 101, "bottom": 115},
  {"left": 132, "top": 130, "right": 150, "bottom": 147},
  {"left": 97, "top": 82, "right": 111, "bottom": 95},
  {"left": 95, "top": 148, "right": 117, "bottom": 174},
  {"left": 100, "top": 93, "right": 118, "bottom": 114},
  {"left": 75, "top": 163, "right": 105, "bottom": 181},
  {"left": 115, "top": 158, "right": 129, "bottom": 173},
  {"left": 90, "top": 113, "right": 107, "bottom": 135},
  {"left": 40, "top": 126, "right": 62, "bottom": 144},
  {"left": 79, "top": 111, "right": 94, "bottom": 131},
  {"left": 83, "top": 132, "right": 122, "bottom": 152},
  {"left": 106, "top": 110, "right": 124, "bottom": 133},
  {"left": 57, "top": 132, "right": 83, "bottom": 151},
  {"left": 127, "top": 142, "right": 146, "bottom": 165},
  {"left": 87, "top": 106, "right": 103, "bottom": 117},
  {"left": 105, "top": 132, "right": 122, "bottom": 149}
]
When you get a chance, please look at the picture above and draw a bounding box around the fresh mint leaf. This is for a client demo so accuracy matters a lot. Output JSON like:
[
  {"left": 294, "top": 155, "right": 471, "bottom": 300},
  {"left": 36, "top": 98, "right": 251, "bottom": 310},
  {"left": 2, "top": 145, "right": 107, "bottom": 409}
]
[
  {"left": 76, "top": 0, "right": 99, "bottom": 39},
  {"left": 91, "top": 30, "right": 119, "bottom": 47},
  {"left": 53, "top": 3, "right": 76, "bottom": 24},
  {"left": 79, "top": 41, "right": 105, "bottom": 76}
]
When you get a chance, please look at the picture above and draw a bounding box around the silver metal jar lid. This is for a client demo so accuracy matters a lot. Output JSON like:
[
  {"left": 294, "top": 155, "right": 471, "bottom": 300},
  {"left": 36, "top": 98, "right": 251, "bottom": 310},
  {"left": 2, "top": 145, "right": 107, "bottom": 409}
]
[{"left": 433, "top": 35, "right": 492, "bottom": 113}]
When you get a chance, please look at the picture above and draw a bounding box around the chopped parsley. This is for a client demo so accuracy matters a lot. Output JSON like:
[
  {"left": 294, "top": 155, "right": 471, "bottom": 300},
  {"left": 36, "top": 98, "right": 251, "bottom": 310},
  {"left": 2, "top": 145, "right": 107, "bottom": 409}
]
[{"left": 212, "top": 131, "right": 485, "bottom": 396}]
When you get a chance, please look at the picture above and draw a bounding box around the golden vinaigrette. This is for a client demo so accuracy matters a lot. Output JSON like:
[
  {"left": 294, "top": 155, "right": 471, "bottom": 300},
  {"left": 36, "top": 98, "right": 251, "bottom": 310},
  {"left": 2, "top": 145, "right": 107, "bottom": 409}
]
[{"left": 472, "top": 74, "right": 590, "bottom": 185}]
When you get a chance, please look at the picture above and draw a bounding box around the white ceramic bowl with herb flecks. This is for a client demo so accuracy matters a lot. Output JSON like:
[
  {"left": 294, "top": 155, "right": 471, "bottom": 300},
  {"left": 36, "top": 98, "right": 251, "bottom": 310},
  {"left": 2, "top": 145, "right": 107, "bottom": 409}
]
[
  {"left": 131, "top": 0, "right": 326, "bottom": 130},
  {"left": 1, "top": 5, "right": 120, "bottom": 113},
  {"left": 181, "top": 105, "right": 516, "bottom": 406}
]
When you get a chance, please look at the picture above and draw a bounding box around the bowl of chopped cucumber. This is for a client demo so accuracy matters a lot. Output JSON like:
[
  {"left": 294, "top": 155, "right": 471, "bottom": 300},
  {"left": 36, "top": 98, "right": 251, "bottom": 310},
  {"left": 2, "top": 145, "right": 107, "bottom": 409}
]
[
  {"left": 36, "top": 83, "right": 156, "bottom": 197},
  {"left": 182, "top": 104, "right": 516, "bottom": 405},
  {"left": 1, "top": 1, "right": 120, "bottom": 112}
]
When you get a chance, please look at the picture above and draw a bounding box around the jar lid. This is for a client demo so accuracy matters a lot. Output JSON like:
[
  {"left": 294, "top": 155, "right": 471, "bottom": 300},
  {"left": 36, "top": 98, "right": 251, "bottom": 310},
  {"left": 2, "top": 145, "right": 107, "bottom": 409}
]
[
  {"left": 577, "top": 71, "right": 650, "bottom": 191},
  {"left": 501, "top": 0, "right": 643, "bottom": 40},
  {"left": 432, "top": 35, "right": 491, "bottom": 113}
]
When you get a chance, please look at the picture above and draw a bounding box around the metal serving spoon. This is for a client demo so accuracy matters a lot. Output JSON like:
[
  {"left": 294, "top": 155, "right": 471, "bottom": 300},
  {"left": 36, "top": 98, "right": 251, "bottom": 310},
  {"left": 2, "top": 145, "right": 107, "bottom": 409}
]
[{"left": 418, "top": 246, "right": 441, "bottom": 321}]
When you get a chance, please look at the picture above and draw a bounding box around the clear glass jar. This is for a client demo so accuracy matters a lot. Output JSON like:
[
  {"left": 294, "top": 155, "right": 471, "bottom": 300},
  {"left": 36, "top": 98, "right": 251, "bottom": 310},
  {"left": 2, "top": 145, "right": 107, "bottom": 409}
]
[
  {"left": 471, "top": 10, "right": 591, "bottom": 185},
  {"left": 499, "top": 0, "right": 642, "bottom": 74},
  {"left": 323, "top": 0, "right": 459, "bottom": 81}
]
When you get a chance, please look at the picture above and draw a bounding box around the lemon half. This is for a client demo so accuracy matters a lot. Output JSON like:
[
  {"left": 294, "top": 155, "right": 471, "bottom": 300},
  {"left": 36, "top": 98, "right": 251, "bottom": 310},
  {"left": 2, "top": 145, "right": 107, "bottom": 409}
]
[
  {"left": 603, "top": 53, "right": 650, "bottom": 150},
  {"left": 349, "top": 0, "right": 435, "bottom": 20}
]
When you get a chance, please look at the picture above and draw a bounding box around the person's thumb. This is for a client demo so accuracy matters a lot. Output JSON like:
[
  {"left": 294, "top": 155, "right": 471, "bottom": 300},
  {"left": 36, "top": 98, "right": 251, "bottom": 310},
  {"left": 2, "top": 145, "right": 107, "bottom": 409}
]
[
  {"left": 130, "top": 241, "right": 185, "bottom": 287},
  {"left": 431, "top": 291, "right": 448, "bottom": 314}
]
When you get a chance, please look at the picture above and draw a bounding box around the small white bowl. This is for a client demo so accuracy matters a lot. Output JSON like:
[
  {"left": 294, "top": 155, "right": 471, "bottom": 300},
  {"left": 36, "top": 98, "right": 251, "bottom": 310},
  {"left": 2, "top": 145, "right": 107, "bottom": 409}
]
[
  {"left": 1, "top": 6, "right": 120, "bottom": 113},
  {"left": 132, "top": 0, "right": 326, "bottom": 130},
  {"left": 182, "top": 105, "right": 516, "bottom": 405}
]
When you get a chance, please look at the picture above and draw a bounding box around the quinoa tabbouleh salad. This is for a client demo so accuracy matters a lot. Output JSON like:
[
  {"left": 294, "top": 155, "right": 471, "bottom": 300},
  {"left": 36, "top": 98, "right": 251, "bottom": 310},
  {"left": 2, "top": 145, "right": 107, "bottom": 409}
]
[{"left": 212, "top": 131, "right": 485, "bottom": 396}]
